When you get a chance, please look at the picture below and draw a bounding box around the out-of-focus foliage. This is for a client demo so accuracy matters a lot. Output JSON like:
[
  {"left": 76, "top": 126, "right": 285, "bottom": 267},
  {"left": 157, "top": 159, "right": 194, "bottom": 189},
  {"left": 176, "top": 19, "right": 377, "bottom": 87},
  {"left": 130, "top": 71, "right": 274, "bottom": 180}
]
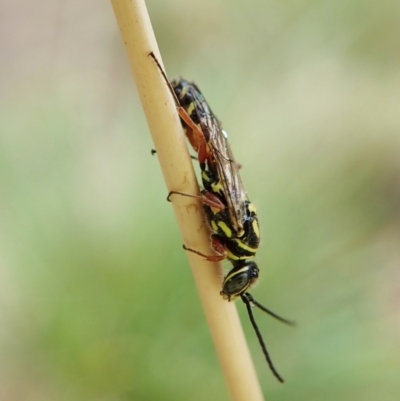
[{"left": 1, "top": 1, "right": 400, "bottom": 400}]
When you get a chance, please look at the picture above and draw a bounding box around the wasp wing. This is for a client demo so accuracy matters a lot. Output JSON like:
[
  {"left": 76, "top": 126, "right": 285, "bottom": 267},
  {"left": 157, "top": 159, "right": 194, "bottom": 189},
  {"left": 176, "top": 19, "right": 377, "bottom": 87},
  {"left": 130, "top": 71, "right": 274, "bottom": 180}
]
[
  {"left": 207, "top": 121, "right": 249, "bottom": 235},
  {"left": 171, "top": 78, "right": 250, "bottom": 235}
]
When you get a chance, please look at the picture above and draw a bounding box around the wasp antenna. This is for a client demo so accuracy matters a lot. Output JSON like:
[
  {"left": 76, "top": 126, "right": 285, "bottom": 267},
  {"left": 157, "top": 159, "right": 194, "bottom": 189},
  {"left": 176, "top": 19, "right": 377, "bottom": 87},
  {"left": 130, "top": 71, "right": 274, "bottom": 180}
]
[
  {"left": 241, "top": 293, "right": 284, "bottom": 383},
  {"left": 245, "top": 292, "right": 296, "bottom": 327}
]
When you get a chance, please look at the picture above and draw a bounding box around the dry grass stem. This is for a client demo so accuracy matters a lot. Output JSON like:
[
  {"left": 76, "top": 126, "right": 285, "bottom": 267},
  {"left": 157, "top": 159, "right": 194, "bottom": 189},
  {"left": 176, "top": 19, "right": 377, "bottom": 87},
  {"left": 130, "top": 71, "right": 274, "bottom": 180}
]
[{"left": 110, "top": 1, "right": 265, "bottom": 399}]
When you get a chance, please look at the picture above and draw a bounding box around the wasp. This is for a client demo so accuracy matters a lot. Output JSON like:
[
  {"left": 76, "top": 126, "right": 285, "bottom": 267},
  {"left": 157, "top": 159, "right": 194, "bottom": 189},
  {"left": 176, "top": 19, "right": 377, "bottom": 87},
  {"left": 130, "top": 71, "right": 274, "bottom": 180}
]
[{"left": 150, "top": 52, "right": 294, "bottom": 383}]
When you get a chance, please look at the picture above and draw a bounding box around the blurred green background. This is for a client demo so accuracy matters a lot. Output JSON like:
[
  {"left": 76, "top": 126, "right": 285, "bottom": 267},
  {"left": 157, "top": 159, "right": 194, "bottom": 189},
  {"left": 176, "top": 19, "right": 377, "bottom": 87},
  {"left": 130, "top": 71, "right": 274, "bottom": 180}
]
[{"left": 1, "top": 1, "right": 400, "bottom": 400}]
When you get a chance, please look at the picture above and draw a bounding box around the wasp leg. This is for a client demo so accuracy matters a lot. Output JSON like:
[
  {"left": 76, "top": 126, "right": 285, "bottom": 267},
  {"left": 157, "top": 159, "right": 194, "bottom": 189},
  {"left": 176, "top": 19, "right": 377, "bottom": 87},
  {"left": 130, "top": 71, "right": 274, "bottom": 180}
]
[
  {"left": 167, "top": 190, "right": 225, "bottom": 210},
  {"left": 167, "top": 191, "right": 201, "bottom": 202},
  {"left": 176, "top": 111, "right": 209, "bottom": 166},
  {"left": 183, "top": 244, "right": 226, "bottom": 262},
  {"left": 210, "top": 235, "right": 228, "bottom": 256},
  {"left": 151, "top": 148, "right": 198, "bottom": 161}
]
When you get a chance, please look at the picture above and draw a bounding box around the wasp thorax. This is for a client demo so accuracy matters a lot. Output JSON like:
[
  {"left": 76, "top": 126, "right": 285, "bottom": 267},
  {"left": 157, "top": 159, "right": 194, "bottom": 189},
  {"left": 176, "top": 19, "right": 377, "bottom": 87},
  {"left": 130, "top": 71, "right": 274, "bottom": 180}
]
[{"left": 221, "top": 261, "right": 259, "bottom": 300}]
